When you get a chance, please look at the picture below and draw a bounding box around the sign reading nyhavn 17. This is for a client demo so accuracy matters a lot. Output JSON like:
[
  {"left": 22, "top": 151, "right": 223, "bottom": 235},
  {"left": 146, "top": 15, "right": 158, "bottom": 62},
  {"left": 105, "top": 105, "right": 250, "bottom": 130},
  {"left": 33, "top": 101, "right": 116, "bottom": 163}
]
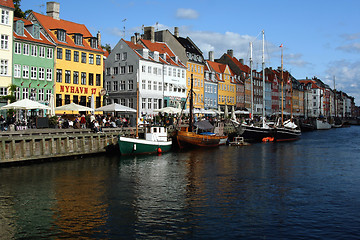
[{"left": 59, "top": 85, "right": 98, "bottom": 95}]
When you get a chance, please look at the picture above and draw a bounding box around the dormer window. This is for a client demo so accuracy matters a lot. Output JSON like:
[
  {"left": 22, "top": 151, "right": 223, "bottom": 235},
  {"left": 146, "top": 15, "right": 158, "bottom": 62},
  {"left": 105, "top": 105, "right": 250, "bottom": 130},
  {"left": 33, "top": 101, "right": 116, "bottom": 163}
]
[
  {"left": 90, "top": 38, "right": 98, "bottom": 49},
  {"left": 15, "top": 20, "right": 24, "bottom": 36},
  {"left": 74, "top": 34, "right": 83, "bottom": 46},
  {"left": 57, "top": 29, "right": 66, "bottom": 42},
  {"left": 33, "top": 24, "right": 40, "bottom": 39}
]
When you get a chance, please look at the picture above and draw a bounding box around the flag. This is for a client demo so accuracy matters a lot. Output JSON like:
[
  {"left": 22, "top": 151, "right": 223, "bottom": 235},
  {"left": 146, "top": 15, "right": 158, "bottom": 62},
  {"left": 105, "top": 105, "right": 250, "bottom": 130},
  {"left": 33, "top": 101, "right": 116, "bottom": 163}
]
[
  {"left": 44, "top": 84, "right": 48, "bottom": 87},
  {"left": 37, "top": 83, "right": 40, "bottom": 87},
  {"left": 29, "top": 83, "right": 32, "bottom": 87},
  {"left": 122, "top": 18, "right": 126, "bottom": 22},
  {"left": 279, "top": 44, "right": 283, "bottom": 48},
  {"left": 21, "top": 82, "right": 23, "bottom": 86}
]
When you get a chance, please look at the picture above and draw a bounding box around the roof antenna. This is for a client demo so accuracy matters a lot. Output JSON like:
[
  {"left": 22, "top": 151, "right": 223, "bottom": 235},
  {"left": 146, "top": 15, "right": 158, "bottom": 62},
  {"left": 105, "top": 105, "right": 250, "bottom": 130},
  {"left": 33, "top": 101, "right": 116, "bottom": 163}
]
[
  {"left": 156, "top": 22, "right": 159, "bottom": 31},
  {"left": 122, "top": 19, "right": 127, "bottom": 38}
]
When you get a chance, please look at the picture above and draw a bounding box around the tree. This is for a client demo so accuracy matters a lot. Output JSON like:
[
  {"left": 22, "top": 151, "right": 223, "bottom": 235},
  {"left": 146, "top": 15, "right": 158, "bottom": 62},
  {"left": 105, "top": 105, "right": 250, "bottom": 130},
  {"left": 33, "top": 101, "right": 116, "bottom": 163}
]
[
  {"left": 101, "top": 44, "right": 112, "bottom": 54},
  {"left": 1, "top": 84, "right": 18, "bottom": 103},
  {"left": 13, "top": 0, "right": 31, "bottom": 18}
]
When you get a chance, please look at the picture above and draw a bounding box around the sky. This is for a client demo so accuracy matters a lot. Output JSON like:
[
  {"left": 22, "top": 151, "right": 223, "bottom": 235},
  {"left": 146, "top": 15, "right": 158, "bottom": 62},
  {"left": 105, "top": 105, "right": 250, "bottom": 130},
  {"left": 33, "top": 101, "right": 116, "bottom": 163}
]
[{"left": 21, "top": 0, "right": 360, "bottom": 104}]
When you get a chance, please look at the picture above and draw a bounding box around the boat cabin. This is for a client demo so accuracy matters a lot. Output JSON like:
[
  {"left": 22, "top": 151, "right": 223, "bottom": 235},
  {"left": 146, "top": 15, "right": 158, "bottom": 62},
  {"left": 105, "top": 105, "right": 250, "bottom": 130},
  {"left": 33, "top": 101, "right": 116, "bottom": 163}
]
[{"left": 145, "top": 126, "right": 169, "bottom": 142}]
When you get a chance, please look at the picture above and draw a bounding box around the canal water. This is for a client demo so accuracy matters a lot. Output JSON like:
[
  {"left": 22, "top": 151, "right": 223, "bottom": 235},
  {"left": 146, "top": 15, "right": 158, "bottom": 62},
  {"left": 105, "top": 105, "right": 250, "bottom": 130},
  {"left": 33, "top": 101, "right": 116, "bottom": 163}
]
[{"left": 1, "top": 126, "right": 360, "bottom": 239}]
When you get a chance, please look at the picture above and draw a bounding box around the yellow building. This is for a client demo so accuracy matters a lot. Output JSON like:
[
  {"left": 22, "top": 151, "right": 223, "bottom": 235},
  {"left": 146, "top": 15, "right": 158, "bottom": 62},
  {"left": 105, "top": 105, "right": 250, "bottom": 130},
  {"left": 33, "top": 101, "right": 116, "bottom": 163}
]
[
  {"left": 28, "top": 2, "right": 104, "bottom": 114},
  {"left": 206, "top": 61, "right": 236, "bottom": 110},
  {"left": 186, "top": 61, "right": 205, "bottom": 109}
]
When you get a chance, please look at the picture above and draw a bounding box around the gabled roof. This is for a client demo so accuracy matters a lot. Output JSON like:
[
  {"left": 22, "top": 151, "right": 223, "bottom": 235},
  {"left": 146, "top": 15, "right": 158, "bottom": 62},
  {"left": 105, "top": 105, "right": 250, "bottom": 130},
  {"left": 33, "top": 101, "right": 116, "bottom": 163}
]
[
  {"left": 0, "top": 0, "right": 14, "bottom": 9},
  {"left": 139, "top": 39, "right": 186, "bottom": 68},
  {"left": 176, "top": 36, "right": 202, "bottom": 55},
  {"left": 13, "top": 17, "right": 55, "bottom": 46},
  {"left": 298, "top": 79, "right": 321, "bottom": 89},
  {"left": 225, "top": 54, "right": 250, "bottom": 73},
  {"left": 31, "top": 11, "right": 103, "bottom": 53}
]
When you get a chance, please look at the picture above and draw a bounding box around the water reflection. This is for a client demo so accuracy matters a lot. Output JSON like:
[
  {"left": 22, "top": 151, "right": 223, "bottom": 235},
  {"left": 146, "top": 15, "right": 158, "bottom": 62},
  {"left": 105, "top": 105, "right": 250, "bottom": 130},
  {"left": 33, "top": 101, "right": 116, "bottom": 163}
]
[{"left": 0, "top": 127, "right": 360, "bottom": 238}]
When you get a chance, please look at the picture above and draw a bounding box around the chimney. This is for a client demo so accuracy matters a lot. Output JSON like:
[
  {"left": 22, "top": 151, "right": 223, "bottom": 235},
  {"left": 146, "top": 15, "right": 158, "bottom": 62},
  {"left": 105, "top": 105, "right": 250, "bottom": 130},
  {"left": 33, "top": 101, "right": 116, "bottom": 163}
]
[
  {"left": 131, "top": 36, "right": 135, "bottom": 44},
  {"left": 153, "top": 51, "right": 159, "bottom": 62},
  {"left": 209, "top": 51, "right": 214, "bottom": 62},
  {"left": 46, "top": 2, "right": 60, "bottom": 20},
  {"left": 135, "top": 32, "right": 140, "bottom": 42},
  {"left": 97, "top": 31, "right": 101, "bottom": 48},
  {"left": 227, "top": 49, "right": 233, "bottom": 58},
  {"left": 144, "top": 26, "right": 155, "bottom": 43},
  {"left": 174, "top": 27, "right": 179, "bottom": 38},
  {"left": 239, "top": 58, "right": 244, "bottom": 64}
]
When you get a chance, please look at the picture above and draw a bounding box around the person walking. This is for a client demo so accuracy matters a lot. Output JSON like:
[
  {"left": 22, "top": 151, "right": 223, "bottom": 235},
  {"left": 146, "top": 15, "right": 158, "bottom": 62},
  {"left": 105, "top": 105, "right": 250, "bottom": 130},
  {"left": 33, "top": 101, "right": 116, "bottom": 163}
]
[{"left": 80, "top": 114, "right": 86, "bottom": 128}]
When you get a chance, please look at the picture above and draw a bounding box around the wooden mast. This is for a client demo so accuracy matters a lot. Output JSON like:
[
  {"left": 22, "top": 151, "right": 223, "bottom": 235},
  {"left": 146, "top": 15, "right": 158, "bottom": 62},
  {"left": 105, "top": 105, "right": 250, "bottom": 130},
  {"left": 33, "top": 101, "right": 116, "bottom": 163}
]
[
  {"left": 280, "top": 44, "right": 284, "bottom": 125},
  {"left": 262, "top": 30, "right": 266, "bottom": 127},
  {"left": 188, "top": 74, "right": 194, "bottom": 132}
]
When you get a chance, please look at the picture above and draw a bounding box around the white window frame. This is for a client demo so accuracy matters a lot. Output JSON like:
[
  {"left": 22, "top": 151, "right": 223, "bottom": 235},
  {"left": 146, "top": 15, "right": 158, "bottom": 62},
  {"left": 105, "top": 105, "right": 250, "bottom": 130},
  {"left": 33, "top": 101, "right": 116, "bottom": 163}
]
[
  {"left": 47, "top": 48, "right": 53, "bottom": 59},
  {"left": 39, "top": 46, "right": 45, "bottom": 58},
  {"left": 0, "top": 34, "right": 8, "bottom": 50},
  {"left": 38, "top": 67, "right": 45, "bottom": 80},
  {"left": 31, "top": 66, "right": 37, "bottom": 79},
  {"left": 31, "top": 45, "right": 37, "bottom": 57},
  {"left": 46, "top": 68, "right": 52, "bottom": 81},
  {"left": 14, "top": 64, "right": 21, "bottom": 78},
  {"left": 0, "top": 59, "right": 8, "bottom": 76},
  {"left": 22, "top": 65, "right": 29, "bottom": 78},
  {"left": 1, "top": 10, "right": 9, "bottom": 25},
  {"left": 15, "top": 42, "right": 21, "bottom": 54}
]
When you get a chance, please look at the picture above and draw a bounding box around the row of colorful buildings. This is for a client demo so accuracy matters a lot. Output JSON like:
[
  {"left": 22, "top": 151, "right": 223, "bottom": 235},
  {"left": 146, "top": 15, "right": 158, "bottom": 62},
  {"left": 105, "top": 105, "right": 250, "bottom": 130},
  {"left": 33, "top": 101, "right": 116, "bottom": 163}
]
[
  {"left": 0, "top": 1, "right": 357, "bottom": 118},
  {"left": 0, "top": 1, "right": 104, "bottom": 115}
]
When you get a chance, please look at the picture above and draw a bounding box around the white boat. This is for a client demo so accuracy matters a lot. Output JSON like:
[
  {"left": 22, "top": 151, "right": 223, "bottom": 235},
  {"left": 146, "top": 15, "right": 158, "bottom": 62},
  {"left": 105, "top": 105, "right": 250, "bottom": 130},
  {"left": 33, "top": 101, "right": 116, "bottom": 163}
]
[{"left": 316, "top": 118, "right": 331, "bottom": 130}]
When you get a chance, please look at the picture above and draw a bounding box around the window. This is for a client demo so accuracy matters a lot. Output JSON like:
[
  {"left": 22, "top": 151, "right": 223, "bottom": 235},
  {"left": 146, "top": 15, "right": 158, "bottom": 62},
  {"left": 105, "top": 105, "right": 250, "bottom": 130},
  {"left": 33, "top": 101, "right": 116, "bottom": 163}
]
[
  {"left": 148, "top": 80, "right": 151, "bottom": 90},
  {"left": 74, "top": 34, "right": 83, "bottom": 45},
  {"left": 89, "top": 73, "right": 94, "bottom": 86},
  {"left": 73, "top": 71, "right": 79, "bottom": 84},
  {"left": 65, "top": 49, "right": 71, "bottom": 61},
  {"left": 90, "top": 38, "right": 98, "bottom": 48},
  {"left": 14, "top": 64, "right": 21, "bottom": 78},
  {"left": 74, "top": 51, "right": 79, "bottom": 62},
  {"left": 113, "top": 81, "right": 118, "bottom": 91},
  {"left": 153, "top": 68, "right": 157, "bottom": 75},
  {"left": 0, "top": 59, "right": 8, "bottom": 75},
  {"left": 115, "top": 53, "right": 120, "bottom": 61},
  {"left": 142, "top": 80, "right": 146, "bottom": 89},
  {"left": 96, "top": 55, "right": 101, "bottom": 65},
  {"left": 173, "top": 68, "right": 176, "bottom": 76},
  {"left": 153, "top": 81, "right": 157, "bottom": 90},
  {"left": 121, "top": 52, "right": 127, "bottom": 60},
  {"left": 106, "top": 81, "right": 111, "bottom": 91},
  {"left": 57, "top": 48, "right": 63, "bottom": 59},
  {"left": 96, "top": 74, "right": 101, "bottom": 86},
  {"left": 89, "top": 54, "right": 94, "bottom": 64},
  {"left": 23, "top": 44, "right": 29, "bottom": 55},
  {"left": 39, "top": 67, "right": 45, "bottom": 80},
  {"left": 56, "top": 69, "right": 62, "bottom": 82},
  {"left": 38, "top": 89, "right": 44, "bottom": 101},
  {"left": 0, "top": 35, "right": 8, "bottom": 49},
  {"left": 128, "top": 98, "right": 134, "bottom": 108},
  {"left": 46, "top": 68, "right": 52, "bottom": 81},
  {"left": 142, "top": 98, "right": 146, "bottom": 109},
  {"left": 142, "top": 65, "right": 146, "bottom": 72},
  {"left": 164, "top": 66, "right": 167, "bottom": 75},
  {"left": 57, "top": 29, "right": 66, "bottom": 42},
  {"left": 15, "top": 42, "right": 21, "bottom": 54},
  {"left": 113, "top": 67, "right": 118, "bottom": 75},
  {"left": 46, "top": 90, "right": 51, "bottom": 101},
  {"left": 120, "top": 66, "right": 125, "bottom": 74},
  {"left": 177, "top": 69, "right": 180, "bottom": 77},
  {"left": 1, "top": 9, "right": 9, "bottom": 25},
  {"left": 158, "top": 82, "right": 162, "bottom": 91},
  {"left": 31, "top": 45, "right": 37, "bottom": 56},
  {"left": 47, "top": 48, "right": 53, "bottom": 59},
  {"left": 128, "top": 80, "right": 134, "bottom": 90},
  {"left": 120, "top": 80, "right": 125, "bottom": 90},
  {"left": 31, "top": 66, "right": 37, "bottom": 79},
  {"left": 81, "top": 52, "right": 86, "bottom": 63},
  {"left": 153, "top": 98, "right": 158, "bottom": 109},
  {"left": 65, "top": 70, "right": 71, "bottom": 83},
  {"left": 128, "top": 65, "right": 133, "bottom": 73},
  {"left": 39, "top": 46, "right": 45, "bottom": 58},
  {"left": 81, "top": 72, "right": 86, "bottom": 85},
  {"left": 22, "top": 88, "right": 29, "bottom": 99},
  {"left": 148, "top": 66, "right": 151, "bottom": 73},
  {"left": 0, "top": 87, "right": 8, "bottom": 96},
  {"left": 147, "top": 98, "right": 152, "bottom": 109},
  {"left": 106, "top": 68, "right": 110, "bottom": 75},
  {"left": 120, "top": 99, "right": 125, "bottom": 106}
]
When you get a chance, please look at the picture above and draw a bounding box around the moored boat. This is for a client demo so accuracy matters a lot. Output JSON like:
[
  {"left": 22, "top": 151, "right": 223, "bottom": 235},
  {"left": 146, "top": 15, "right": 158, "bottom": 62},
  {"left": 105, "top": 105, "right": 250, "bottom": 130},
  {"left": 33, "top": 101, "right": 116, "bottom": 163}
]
[
  {"left": 316, "top": 118, "right": 331, "bottom": 130},
  {"left": 118, "top": 126, "right": 172, "bottom": 155},
  {"left": 273, "top": 119, "right": 301, "bottom": 141}
]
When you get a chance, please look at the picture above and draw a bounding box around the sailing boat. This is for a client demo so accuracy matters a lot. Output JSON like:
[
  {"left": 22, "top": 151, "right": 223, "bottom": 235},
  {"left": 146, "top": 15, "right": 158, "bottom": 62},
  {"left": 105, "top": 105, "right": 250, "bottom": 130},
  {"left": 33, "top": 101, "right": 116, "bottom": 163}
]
[
  {"left": 118, "top": 82, "right": 172, "bottom": 155},
  {"left": 272, "top": 44, "right": 301, "bottom": 141},
  {"left": 175, "top": 74, "right": 227, "bottom": 148},
  {"left": 237, "top": 30, "right": 273, "bottom": 143}
]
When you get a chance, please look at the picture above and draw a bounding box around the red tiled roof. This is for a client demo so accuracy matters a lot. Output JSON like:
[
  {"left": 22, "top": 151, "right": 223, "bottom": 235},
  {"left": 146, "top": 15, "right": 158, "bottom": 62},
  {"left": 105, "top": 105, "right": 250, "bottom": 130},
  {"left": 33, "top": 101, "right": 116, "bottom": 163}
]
[
  {"left": 32, "top": 12, "right": 103, "bottom": 53},
  {"left": 298, "top": 80, "right": 321, "bottom": 89},
  {"left": 226, "top": 54, "right": 250, "bottom": 73},
  {"left": 13, "top": 18, "right": 55, "bottom": 46},
  {"left": 0, "top": 0, "right": 14, "bottom": 9}
]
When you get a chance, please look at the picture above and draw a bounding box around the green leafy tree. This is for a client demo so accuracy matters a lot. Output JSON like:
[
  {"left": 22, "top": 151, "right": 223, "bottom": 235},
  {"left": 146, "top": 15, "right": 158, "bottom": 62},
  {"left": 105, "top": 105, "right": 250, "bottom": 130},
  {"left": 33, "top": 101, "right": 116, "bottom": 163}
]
[
  {"left": 1, "top": 84, "right": 18, "bottom": 103},
  {"left": 101, "top": 44, "right": 112, "bottom": 54},
  {"left": 13, "top": 0, "right": 31, "bottom": 18}
]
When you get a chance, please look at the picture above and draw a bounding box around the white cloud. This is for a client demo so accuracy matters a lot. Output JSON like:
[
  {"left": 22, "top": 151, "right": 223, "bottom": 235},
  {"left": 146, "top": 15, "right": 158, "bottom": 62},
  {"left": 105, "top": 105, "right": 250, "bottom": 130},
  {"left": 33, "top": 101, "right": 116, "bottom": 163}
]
[
  {"left": 176, "top": 8, "right": 199, "bottom": 19},
  {"left": 325, "top": 60, "right": 360, "bottom": 104},
  {"left": 337, "top": 42, "right": 360, "bottom": 53},
  {"left": 107, "top": 27, "right": 125, "bottom": 37}
]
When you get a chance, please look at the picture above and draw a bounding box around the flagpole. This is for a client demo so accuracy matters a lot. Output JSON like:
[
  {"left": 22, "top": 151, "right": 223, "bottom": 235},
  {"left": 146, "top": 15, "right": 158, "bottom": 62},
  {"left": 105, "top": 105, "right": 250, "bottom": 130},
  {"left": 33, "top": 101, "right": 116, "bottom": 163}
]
[{"left": 280, "top": 44, "right": 284, "bottom": 125}]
